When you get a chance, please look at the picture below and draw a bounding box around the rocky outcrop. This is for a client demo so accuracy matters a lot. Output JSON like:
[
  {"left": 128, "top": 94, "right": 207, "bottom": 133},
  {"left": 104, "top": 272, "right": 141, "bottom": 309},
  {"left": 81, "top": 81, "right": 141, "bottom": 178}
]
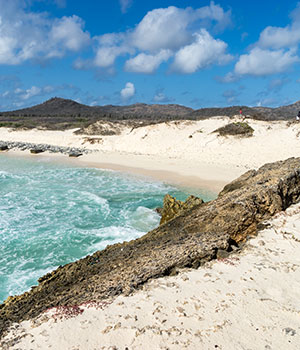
[
  {"left": 158, "top": 194, "right": 204, "bottom": 225},
  {"left": 1, "top": 157, "right": 300, "bottom": 339}
]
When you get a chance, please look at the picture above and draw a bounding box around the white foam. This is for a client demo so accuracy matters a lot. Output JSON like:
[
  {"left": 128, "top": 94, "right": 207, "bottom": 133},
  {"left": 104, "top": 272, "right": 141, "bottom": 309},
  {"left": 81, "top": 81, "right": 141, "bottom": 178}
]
[{"left": 86, "top": 226, "right": 143, "bottom": 254}]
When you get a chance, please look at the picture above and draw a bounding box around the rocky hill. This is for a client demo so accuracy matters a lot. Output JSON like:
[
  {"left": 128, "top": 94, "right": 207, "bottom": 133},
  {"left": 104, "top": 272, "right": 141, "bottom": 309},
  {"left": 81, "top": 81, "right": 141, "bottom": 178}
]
[
  {"left": 0, "top": 97, "right": 300, "bottom": 130},
  {"left": 191, "top": 101, "right": 300, "bottom": 120}
]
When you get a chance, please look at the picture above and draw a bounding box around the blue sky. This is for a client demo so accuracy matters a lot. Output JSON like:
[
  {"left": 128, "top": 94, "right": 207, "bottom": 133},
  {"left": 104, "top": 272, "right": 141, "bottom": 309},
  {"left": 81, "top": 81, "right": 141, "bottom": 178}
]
[{"left": 1, "top": 0, "right": 300, "bottom": 111}]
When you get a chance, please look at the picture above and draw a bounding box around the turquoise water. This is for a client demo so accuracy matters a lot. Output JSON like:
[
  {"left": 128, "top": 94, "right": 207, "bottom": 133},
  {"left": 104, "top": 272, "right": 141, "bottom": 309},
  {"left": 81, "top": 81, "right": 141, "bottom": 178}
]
[{"left": 0, "top": 154, "right": 214, "bottom": 302}]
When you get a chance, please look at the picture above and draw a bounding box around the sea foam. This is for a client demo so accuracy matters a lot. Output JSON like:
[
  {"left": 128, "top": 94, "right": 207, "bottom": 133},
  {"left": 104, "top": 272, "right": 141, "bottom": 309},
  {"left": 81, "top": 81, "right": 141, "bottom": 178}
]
[{"left": 0, "top": 154, "right": 213, "bottom": 302}]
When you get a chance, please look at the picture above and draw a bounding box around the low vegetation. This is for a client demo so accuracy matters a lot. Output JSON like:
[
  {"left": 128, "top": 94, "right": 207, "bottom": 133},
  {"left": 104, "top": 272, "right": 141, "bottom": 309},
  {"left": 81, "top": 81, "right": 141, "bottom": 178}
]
[{"left": 213, "top": 122, "right": 254, "bottom": 137}]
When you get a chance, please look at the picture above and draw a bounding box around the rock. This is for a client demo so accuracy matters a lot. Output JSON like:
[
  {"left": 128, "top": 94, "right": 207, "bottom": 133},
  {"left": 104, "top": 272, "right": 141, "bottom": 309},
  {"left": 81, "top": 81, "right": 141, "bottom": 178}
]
[
  {"left": 1, "top": 157, "right": 300, "bottom": 338},
  {"left": 30, "top": 148, "right": 44, "bottom": 154},
  {"left": 69, "top": 152, "right": 83, "bottom": 158},
  {"left": 159, "top": 194, "right": 204, "bottom": 225},
  {"left": 0, "top": 145, "right": 8, "bottom": 151}
]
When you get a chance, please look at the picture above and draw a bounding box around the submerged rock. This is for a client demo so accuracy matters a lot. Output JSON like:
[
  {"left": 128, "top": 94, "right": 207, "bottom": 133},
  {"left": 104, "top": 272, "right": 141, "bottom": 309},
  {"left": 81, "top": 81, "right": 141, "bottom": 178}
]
[
  {"left": 1, "top": 157, "right": 300, "bottom": 339},
  {"left": 159, "top": 194, "right": 204, "bottom": 225}
]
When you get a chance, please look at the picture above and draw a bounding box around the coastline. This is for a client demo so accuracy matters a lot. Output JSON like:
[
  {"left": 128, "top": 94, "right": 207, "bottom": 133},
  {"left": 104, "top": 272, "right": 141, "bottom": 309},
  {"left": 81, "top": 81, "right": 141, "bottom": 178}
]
[
  {"left": 1, "top": 116, "right": 300, "bottom": 192},
  {"left": 1, "top": 158, "right": 300, "bottom": 349}
]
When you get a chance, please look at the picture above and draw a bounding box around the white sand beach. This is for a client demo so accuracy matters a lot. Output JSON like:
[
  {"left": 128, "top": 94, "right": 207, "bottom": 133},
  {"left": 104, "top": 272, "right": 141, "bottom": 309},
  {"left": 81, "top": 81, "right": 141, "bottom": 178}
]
[
  {"left": 2, "top": 202, "right": 300, "bottom": 349},
  {"left": 1, "top": 117, "right": 300, "bottom": 192},
  {"left": 1, "top": 117, "right": 300, "bottom": 349}
]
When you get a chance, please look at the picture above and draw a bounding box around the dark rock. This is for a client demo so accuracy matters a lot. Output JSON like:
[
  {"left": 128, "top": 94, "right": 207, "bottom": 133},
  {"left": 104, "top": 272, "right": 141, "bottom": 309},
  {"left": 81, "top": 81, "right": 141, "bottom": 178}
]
[
  {"left": 1, "top": 157, "right": 300, "bottom": 339},
  {"left": 0, "top": 145, "right": 8, "bottom": 151},
  {"left": 69, "top": 152, "right": 83, "bottom": 158},
  {"left": 30, "top": 148, "right": 44, "bottom": 154}
]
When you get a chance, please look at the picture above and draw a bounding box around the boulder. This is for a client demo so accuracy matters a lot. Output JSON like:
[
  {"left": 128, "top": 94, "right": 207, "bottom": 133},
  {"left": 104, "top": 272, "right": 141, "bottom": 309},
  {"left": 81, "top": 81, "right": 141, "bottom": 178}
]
[
  {"left": 159, "top": 194, "right": 204, "bottom": 225},
  {"left": 30, "top": 148, "right": 44, "bottom": 154},
  {"left": 69, "top": 152, "right": 83, "bottom": 158},
  {"left": 0, "top": 145, "right": 8, "bottom": 151}
]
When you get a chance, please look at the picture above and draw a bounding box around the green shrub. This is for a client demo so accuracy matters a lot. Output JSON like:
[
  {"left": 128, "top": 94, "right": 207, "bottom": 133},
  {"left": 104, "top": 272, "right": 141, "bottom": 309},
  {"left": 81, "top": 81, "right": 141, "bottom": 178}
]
[{"left": 213, "top": 122, "right": 254, "bottom": 137}]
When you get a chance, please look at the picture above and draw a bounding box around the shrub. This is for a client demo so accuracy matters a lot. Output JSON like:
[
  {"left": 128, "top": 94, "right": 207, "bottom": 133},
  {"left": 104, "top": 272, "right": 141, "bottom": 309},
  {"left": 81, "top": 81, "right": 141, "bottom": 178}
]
[{"left": 213, "top": 122, "right": 254, "bottom": 137}]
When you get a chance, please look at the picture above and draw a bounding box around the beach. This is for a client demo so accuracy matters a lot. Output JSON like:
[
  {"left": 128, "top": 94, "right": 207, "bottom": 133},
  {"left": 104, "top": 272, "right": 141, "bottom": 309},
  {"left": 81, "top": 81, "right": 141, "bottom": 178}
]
[
  {"left": 1, "top": 117, "right": 300, "bottom": 349},
  {"left": 1, "top": 117, "right": 300, "bottom": 192},
  {"left": 2, "top": 202, "right": 300, "bottom": 349}
]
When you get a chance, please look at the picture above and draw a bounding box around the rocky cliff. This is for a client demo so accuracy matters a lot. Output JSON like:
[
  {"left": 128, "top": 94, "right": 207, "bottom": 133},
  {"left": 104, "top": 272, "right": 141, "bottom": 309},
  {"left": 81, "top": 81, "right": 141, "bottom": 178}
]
[{"left": 1, "top": 157, "right": 300, "bottom": 338}]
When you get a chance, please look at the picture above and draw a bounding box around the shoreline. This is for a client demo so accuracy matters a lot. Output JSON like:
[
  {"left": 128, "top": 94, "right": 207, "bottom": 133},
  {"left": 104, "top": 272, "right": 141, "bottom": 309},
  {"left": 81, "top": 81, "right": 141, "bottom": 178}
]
[
  {"left": 0, "top": 117, "right": 300, "bottom": 193},
  {"left": 1, "top": 148, "right": 239, "bottom": 193},
  {"left": 1, "top": 157, "right": 300, "bottom": 349}
]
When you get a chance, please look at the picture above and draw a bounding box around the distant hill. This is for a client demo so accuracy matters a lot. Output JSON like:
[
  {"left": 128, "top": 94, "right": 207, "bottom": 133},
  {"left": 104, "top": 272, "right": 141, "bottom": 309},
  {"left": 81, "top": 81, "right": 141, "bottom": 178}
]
[
  {"left": 0, "top": 97, "right": 299, "bottom": 130},
  {"left": 1, "top": 97, "right": 192, "bottom": 118},
  {"left": 190, "top": 101, "right": 300, "bottom": 120}
]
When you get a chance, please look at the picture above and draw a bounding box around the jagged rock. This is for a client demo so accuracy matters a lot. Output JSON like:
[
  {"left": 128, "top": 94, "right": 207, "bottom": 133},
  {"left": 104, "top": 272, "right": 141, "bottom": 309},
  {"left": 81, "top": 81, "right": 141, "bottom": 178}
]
[
  {"left": 1, "top": 157, "right": 300, "bottom": 339},
  {"left": 159, "top": 194, "right": 204, "bottom": 225}
]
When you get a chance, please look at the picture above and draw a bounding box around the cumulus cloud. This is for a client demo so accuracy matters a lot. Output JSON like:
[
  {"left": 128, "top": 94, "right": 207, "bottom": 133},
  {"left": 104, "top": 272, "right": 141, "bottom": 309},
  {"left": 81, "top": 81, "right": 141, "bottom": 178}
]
[
  {"left": 258, "top": 3, "right": 300, "bottom": 49},
  {"left": 130, "top": 3, "right": 231, "bottom": 52},
  {"left": 120, "top": 82, "right": 135, "bottom": 100},
  {"left": 234, "top": 48, "right": 299, "bottom": 76},
  {"left": 125, "top": 50, "right": 172, "bottom": 73},
  {"left": 120, "top": 0, "right": 133, "bottom": 14},
  {"left": 172, "top": 29, "right": 232, "bottom": 73},
  {"left": 49, "top": 16, "right": 90, "bottom": 55},
  {"left": 131, "top": 7, "right": 192, "bottom": 52},
  {"left": 228, "top": 3, "right": 300, "bottom": 78},
  {"left": 0, "top": 0, "right": 90, "bottom": 65},
  {"left": 93, "top": 2, "right": 232, "bottom": 73}
]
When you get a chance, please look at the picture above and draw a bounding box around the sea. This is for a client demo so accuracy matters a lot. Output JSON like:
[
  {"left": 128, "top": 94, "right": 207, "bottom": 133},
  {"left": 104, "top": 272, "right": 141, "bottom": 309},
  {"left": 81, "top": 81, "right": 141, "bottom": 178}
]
[{"left": 0, "top": 154, "right": 215, "bottom": 303}]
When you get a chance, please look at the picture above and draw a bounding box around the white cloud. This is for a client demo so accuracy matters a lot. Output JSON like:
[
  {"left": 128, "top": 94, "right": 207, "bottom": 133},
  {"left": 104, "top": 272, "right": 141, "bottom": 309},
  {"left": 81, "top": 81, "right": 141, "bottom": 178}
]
[
  {"left": 93, "top": 2, "right": 232, "bottom": 73},
  {"left": 223, "top": 3, "right": 300, "bottom": 79},
  {"left": 0, "top": 0, "right": 90, "bottom": 65},
  {"left": 94, "top": 46, "right": 131, "bottom": 68},
  {"left": 131, "top": 7, "right": 192, "bottom": 52},
  {"left": 172, "top": 29, "right": 232, "bottom": 73},
  {"left": 153, "top": 92, "right": 173, "bottom": 103},
  {"left": 125, "top": 49, "right": 172, "bottom": 73},
  {"left": 120, "top": 0, "right": 133, "bottom": 14},
  {"left": 131, "top": 3, "right": 231, "bottom": 52},
  {"left": 21, "top": 86, "right": 42, "bottom": 100},
  {"left": 120, "top": 82, "right": 135, "bottom": 100},
  {"left": 93, "top": 33, "right": 132, "bottom": 68},
  {"left": 49, "top": 16, "right": 90, "bottom": 56},
  {"left": 234, "top": 48, "right": 299, "bottom": 76},
  {"left": 258, "top": 3, "right": 300, "bottom": 49}
]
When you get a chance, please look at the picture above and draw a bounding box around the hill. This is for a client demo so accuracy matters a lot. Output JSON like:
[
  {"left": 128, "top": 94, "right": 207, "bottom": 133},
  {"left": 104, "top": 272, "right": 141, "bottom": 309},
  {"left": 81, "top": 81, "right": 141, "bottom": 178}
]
[{"left": 0, "top": 97, "right": 300, "bottom": 130}]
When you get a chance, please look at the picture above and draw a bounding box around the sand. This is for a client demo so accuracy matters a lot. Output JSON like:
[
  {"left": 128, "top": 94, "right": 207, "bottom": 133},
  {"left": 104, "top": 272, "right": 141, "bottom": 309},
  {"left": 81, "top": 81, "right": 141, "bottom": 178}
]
[
  {"left": 2, "top": 202, "right": 300, "bottom": 349},
  {"left": 1, "top": 117, "right": 300, "bottom": 348},
  {"left": 1, "top": 117, "right": 300, "bottom": 191}
]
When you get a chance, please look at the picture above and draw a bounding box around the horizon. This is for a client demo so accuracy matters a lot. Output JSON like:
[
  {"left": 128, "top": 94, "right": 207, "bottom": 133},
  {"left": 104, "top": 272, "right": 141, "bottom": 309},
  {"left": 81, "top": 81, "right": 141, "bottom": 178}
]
[{"left": 1, "top": 1, "right": 300, "bottom": 111}]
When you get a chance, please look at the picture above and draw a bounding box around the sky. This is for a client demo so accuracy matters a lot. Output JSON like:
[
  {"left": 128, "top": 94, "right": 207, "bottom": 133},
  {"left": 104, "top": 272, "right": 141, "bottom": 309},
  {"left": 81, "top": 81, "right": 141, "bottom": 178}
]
[{"left": 1, "top": 0, "right": 300, "bottom": 111}]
